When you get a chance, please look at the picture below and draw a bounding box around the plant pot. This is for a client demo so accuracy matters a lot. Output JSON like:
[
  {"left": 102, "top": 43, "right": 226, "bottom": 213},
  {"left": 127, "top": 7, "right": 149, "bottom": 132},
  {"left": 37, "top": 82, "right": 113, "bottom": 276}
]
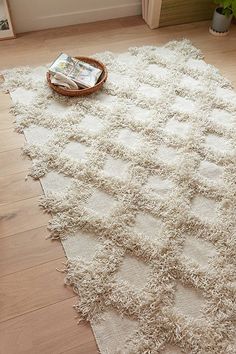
[{"left": 211, "top": 7, "right": 233, "bottom": 34}]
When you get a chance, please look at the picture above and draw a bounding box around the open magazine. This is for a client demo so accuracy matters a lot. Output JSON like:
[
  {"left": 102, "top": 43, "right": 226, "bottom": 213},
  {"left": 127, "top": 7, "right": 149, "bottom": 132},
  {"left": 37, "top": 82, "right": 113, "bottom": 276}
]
[{"left": 49, "top": 53, "right": 103, "bottom": 89}]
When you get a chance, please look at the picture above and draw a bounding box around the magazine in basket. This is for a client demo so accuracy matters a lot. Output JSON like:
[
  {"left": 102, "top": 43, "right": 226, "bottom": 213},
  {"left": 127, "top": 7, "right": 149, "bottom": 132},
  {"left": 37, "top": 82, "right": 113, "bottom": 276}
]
[{"left": 49, "top": 53, "right": 103, "bottom": 88}]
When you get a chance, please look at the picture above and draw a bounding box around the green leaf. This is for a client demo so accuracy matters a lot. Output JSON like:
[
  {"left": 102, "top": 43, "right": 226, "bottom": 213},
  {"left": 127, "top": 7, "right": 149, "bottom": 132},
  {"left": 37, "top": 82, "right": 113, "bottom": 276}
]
[
  {"left": 232, "top": 0, "right": 236, "bottom": 15},
  {"left": 223, "top": 0, "right": 232, "bottom": 7},
  {"left": 222, "top": 5, "right": 232, "bottom": 16},
  {"left": 224, "top": 0, "right": 232, "bottom": 7}
]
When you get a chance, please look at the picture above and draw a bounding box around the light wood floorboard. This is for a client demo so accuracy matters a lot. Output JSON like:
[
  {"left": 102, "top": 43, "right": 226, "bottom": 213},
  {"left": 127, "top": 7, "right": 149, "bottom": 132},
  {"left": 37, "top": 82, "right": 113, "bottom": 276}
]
[
  {"left": 0, "top": 196, "right": 50, "bottom": 238},
  {"left": 0, "top": 298, "right": 97, "bottom": 354},
  {"left": 0, "top": 15, "right": 235, "bottom": 354},
  {"left": 0, "top": 258, "right": 71, "bottom": 322},
  {"left": 0, "top": 148, "right": 31, "bottom": 176},
  {"left": 0, "top": 128, "right": 25, "bottom": 153},
  {"left": 0, "top": 226, "right": 63, "bottom": 277},
  {"left": 0, "top": 172, "right": 42, "bottom": 205}
]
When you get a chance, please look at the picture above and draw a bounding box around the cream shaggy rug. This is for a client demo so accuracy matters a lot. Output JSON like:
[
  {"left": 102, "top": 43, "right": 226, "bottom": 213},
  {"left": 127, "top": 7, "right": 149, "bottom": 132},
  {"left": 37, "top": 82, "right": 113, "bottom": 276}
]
[{"left": 2, "top": 40, "right": 236, "bottom": 354}]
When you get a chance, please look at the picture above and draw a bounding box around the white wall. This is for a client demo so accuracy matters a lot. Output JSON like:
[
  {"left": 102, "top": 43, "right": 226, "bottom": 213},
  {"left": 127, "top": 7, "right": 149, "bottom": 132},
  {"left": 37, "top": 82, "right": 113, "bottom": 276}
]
[{"left": 8, "top": 0, "right": 142, "bottom": 33}]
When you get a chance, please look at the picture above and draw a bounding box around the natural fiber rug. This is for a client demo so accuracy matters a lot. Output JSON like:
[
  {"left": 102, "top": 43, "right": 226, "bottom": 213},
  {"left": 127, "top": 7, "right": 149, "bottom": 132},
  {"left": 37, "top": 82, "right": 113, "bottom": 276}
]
[{"left": 2, "top": 40, "right": 236, "bottom": 354}]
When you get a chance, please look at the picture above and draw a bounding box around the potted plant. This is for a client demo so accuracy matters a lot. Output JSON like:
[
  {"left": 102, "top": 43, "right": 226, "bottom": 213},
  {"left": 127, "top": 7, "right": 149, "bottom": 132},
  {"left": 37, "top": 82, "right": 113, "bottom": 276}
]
[{"left": 210, "top": 0, "right": 236, "bottom": 35}]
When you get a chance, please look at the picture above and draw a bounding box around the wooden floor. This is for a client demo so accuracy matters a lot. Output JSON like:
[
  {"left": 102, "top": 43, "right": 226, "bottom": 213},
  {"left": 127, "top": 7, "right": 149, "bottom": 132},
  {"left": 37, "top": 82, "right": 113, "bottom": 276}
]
[{"left": 0, "top": 16, "right": 236, "bottom": 354}]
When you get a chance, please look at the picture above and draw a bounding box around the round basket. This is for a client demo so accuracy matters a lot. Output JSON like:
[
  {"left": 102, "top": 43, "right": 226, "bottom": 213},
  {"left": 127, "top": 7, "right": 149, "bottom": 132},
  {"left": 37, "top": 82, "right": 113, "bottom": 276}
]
[{"left": 46, "top": 56, "right": 108, "bottom": 97}]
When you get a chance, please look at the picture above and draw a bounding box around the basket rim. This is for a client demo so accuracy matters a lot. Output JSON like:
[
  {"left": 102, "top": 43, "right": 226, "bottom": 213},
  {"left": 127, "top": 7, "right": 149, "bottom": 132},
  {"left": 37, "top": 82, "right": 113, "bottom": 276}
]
[{"left": 47, "top": 56, "right": 108, "bottom": 95}]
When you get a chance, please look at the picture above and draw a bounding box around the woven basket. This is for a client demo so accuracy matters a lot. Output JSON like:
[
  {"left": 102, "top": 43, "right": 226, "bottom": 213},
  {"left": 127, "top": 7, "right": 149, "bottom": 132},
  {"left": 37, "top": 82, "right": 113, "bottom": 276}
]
[{"left": 46, "top": 56, "right": 108, "bottom": 97}]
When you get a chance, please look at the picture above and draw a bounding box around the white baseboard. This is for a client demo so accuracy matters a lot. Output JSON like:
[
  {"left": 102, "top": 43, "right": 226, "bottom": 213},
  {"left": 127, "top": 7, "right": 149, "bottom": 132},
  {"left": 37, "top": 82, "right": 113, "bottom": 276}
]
[{"left": 13, "top": 2, "right": 142, "bottom": 33}]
